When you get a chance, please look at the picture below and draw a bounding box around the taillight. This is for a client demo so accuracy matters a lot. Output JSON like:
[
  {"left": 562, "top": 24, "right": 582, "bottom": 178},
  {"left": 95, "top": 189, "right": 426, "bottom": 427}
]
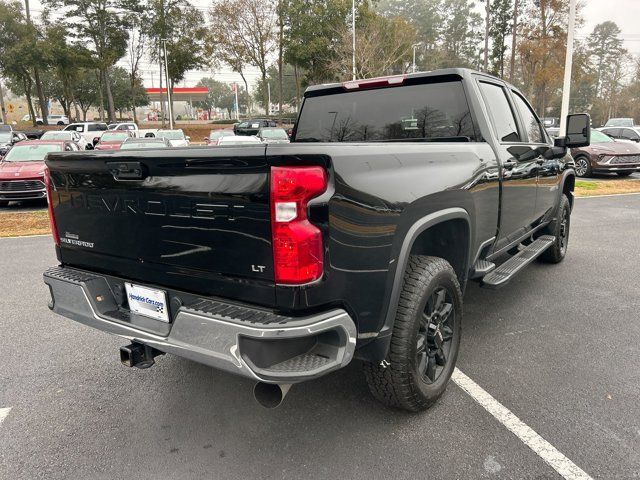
[
  {"left": 270, "top": 166, "right": 327, "bottom": 285},
  {"left": 44, "top": 167, "right": 60, "bottom": 245}
]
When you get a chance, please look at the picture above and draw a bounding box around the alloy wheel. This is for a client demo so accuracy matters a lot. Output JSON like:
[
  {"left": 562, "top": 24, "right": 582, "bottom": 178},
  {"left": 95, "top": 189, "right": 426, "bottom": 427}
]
[{"left": 415, "top": 287, "right": 455, "bottom": 384}]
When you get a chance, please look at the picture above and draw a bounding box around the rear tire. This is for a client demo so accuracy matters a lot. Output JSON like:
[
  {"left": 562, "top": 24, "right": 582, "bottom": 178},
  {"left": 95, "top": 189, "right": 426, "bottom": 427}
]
[
  {"left": 573, "top": 156, "right": 592, "bottom": 178},
  {"left": 363, "top": 256, "right": 462, "bottom": 412},
  {"left": 0, "top": 201, "right": 8, "bottom": 208},
  {"left": 616, "top": 172, "right": 633, "bottom": 177},
  {"left": 539, "top": 194, "right": 571, "bottom": 264}
]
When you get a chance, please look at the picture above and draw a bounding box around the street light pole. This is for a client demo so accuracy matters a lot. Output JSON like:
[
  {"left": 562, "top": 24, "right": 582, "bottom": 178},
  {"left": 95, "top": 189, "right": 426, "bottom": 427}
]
[
  {"left": 484, "top": 0, "right": 490, "bottom": 72},
  {"left": 558, "top": 0, "right": 577, "bottom": 136},
  {"left": 412, "top": 44, "right": 422, "bottom": 73},
  {"left": 352, "top": 0, "right": 356, "bottom": 80},
  {"left": 162, "top": 39, "right": 174, "bottom": 130}
]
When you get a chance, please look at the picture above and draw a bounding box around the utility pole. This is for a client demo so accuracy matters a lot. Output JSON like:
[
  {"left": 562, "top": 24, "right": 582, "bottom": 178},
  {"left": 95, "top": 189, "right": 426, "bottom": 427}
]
[
  {"left": 233, "top": 83, "right": 239, "bottom": 120},
  {"left": 509, "top": 0, "right": 519, "bottom": 82},
  {"left": 484, "top": 0, "right": 490, "bottom": 72},
  {"left": 0, "top": 81, "right": 6, "bottom": 124},
  {"left": 352, "top": 0, "right": 356, "bottom": 80},
  {"left": 412, "top": 44, "right": 422, "bottom": 73},
  {"left": 267, "top": 82, "right": 271, "bottom": 116},
  {"left": 559, "top": 0, "right": 577, "bottom": 136},
  {"left": 162, "top": 39, "right": 174, "bottom": 130}
]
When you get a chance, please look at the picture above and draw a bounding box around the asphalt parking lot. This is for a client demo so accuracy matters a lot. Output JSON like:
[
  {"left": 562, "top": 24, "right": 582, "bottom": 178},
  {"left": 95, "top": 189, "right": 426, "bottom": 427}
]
[{"left": 1, "top": 194, "right": 639, "bottom": 479}]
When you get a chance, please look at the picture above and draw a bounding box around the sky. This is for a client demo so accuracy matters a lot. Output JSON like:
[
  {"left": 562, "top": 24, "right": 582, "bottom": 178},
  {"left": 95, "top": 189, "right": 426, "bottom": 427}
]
[
  {"left": 578, "top": 0, "right": 640, "bottom": 54},
  {"left": 25, "top": 0, "right": 640, "bottom": 89}
]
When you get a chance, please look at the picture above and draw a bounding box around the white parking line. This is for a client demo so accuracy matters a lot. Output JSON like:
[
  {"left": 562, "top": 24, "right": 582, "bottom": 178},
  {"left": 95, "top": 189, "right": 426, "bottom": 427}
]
[
  {"left": 0, "top": 407, "right": 11, "bottom": 425},
  {"left": 452, "top": 369, "right": 592, "bottom": 480}
]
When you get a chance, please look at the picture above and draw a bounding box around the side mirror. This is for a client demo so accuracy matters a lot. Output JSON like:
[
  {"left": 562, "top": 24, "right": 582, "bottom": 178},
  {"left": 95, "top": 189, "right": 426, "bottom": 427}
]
[
  {"left": 565, "top": 113, "right": 590, "bottom": 148},
  {"left": 93, "top": 137, "right": 100, "bottom": 146},
  {"left": 185, "top": 136, "right": 191, "bottom": 141}
]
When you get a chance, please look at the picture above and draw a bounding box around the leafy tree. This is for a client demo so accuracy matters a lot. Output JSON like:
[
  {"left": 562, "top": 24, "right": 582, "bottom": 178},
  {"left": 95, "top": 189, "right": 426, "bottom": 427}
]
[
  {"left": 43, "top": 0, "right": 131, "bottom": 121},
  {"left": 253, "top": 64, "right": 298, "bottom": 112},
  {"left": 377, "top": 0, "right": 443, "bottom": 70},
  {"left": 193, "top": 77, "right": 233, "bottom": 118},
  {"left": 73, "top": 69, "right": 101, "bottom": 120},
  {"left": 283, "top": 0, "right": 352, "bottom": 85},
  {"left": 587, "top": 21, "right": 627, "bottom": 99},
  {"left": 489, "top": 0, "right": 513, "bottom": 77},
  {"left": 0, "top": 1, "right": 39, "bottom": 124},
  {"left": 218, "top": 84, "right": 248, "bottom": 118},
  {"left": 331, "top": 10, "right": 417, "bottom": 78},
  {"left": 146, "top": 0, "right": 207, "bottom": 121},
  {"left": 109, "top": 66, "right": 148, "bottom": 118}
]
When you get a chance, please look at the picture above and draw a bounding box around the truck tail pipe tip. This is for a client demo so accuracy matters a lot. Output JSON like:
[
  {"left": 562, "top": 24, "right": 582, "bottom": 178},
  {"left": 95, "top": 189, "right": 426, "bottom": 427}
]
[
  {"left": 120, "top": 342, "right": 162, "bottom": 369},
  {"left": 253, "top": 382, "right": 292, "bottom": 409}
]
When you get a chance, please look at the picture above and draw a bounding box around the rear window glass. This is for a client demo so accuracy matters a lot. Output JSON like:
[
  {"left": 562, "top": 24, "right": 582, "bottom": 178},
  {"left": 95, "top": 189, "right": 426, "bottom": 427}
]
[{"left": 295, "top": 81, "right": 477, "bottom": 142}]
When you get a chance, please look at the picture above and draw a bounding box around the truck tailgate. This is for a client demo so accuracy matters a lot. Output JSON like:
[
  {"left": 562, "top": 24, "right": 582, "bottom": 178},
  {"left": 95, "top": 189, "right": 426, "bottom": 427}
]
[{"left": 46, "top": 146, "right": 275, "bottom": 307}]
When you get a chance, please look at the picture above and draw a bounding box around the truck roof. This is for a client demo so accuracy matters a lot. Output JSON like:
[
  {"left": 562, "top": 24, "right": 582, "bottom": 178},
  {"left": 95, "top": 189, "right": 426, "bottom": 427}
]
[{"left": 304, "top": 68, "right": 513, "bottom": 97}]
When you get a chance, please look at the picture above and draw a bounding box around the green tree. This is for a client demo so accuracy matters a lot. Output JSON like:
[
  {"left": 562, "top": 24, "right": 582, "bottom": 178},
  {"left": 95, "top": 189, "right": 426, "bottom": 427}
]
[
  {"left": 282, "top": 0, "right": 353, "bottom": 85},
  {"left": 73, "top": 69, "right": 101, "bottom": 120},
  {"left": 489, "top": 0, "right": 513, "bottom": 77},
  {"left": 253, "top": 64, "right": 298, "bottom": 112},
  {"left": 109, "top": 66, "right": 148, "bottom": 119},
  {"left": 43, "top": 0, "right": 131, "bottom": 121},
  {"left": 377, "top": 0, "right": 443, "bottom": 70},
  {"left": 145, "top": 0, "right": 207, "bottom": 121},
  {"left": 193, "top": 78, "right": 234, "bottom": 118},
  {"left": 0, "top": 1, "right": 39, "bottom": 124},
  {"left": 587, "top": 21, "right": 627, "bottom": 99}
]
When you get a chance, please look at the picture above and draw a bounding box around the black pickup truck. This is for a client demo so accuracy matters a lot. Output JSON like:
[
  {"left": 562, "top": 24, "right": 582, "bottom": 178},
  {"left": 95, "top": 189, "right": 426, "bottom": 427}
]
[{"left": 43, "top": 69, "right": 590, "bottom": 411}]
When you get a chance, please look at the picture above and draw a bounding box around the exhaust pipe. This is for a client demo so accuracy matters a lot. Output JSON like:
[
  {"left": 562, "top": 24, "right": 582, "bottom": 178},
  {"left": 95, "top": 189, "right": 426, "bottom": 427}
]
[
  {"left": 253, "top": 382, "right": 292, "bottom": 409},
  {"left": 120, "top": 342, "right": 162, "bottom": 369}
]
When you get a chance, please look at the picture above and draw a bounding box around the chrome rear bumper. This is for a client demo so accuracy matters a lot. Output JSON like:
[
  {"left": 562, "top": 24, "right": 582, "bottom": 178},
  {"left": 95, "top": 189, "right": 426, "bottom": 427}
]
[{"left": 44, "top": 266, "right": 357, "bottom": 383}]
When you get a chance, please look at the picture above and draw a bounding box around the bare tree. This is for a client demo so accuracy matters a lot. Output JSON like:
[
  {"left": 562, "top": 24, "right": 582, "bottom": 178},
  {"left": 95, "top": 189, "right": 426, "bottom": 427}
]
[
  {"left": 209, "top": 0, "right": 276, "bottom": 116},
  {"left": 127, "top": 24, "right": 146, "bottom": 124}
]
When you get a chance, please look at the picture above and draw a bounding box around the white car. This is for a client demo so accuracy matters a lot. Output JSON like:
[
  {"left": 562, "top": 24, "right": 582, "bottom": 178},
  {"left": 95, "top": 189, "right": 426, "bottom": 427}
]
[
  {"left": 217, "top": 135, "right": 262, "bottom": 146},
  {"left": 63, "top": 122, "right": 109, "bottom": 145},
  {"left": 40, "top": 130, "right": 91, "bottom": 150},
  {"left": 156, "top": 129, "right": 190, "bottom": 147},
  {"left": 36, "top": 114, "right": 70, "bottom": 125},
  {"left": 108, "top": 122, "right": 157, "bottom": 139}
]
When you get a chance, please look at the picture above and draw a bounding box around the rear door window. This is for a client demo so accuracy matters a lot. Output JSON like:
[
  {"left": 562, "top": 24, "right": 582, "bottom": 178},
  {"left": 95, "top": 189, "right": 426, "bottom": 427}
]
[
  {"left": 295, "top": 80, "right": 477, "bottom": 142},
  {"left": 511, "top": 92, "right": 545, "bottom": 144},
  {"left": 478, "top": 81, "right": 521, "bottom": 143}
]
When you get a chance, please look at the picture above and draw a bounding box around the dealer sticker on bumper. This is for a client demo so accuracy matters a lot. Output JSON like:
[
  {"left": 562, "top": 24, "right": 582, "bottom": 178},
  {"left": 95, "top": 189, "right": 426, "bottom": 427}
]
[{"left": 125, "top": 282, "right": 169, "bottom": 323}]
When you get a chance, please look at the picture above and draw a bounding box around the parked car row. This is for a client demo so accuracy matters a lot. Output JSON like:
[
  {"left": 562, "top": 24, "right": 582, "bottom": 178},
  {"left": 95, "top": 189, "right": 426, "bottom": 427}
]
[{"left": 207, "top": 127, "right": 290, "bottom": 146}]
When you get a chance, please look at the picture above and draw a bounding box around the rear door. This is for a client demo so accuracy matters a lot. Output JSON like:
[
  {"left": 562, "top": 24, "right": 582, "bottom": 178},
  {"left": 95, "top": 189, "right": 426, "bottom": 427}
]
[
  {"left": 509, "top": 90, "right": 558, "bottom": 222},
  {"left": 477, "top": 80, "right": 538, "bottom": 251},
  {"left": 46, "top": 146, "right": 276, "bottom": 306}
]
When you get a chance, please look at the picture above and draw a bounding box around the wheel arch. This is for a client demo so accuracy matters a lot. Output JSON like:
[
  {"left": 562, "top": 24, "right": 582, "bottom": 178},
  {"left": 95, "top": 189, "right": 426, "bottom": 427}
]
[
  {"left": 358, "top": 208, "right": 472, "bottom": 362},
  {"left": 561, "top": 170, "right": 576, "bottom": 210}
]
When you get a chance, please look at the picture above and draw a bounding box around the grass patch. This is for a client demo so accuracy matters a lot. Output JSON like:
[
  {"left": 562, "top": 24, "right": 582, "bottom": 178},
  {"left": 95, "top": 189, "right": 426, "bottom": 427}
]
[
  {"left": 0, "top": 210, "right": 51, "bottom": 237},
  {"left": 575, "top": 179, "right": 640, "bottom": 197}
]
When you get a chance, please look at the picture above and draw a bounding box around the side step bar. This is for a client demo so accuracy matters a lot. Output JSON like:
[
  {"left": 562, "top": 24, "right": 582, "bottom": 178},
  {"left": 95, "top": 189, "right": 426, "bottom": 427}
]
[{"left": 481, "top": 235, "right": 555, "bottom": 288}]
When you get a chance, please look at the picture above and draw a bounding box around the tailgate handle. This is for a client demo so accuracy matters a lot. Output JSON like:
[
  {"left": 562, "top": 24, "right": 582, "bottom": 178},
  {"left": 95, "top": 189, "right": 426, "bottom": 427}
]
[{"left": 107, "top": 161, "right": 147, "bottom": 180}]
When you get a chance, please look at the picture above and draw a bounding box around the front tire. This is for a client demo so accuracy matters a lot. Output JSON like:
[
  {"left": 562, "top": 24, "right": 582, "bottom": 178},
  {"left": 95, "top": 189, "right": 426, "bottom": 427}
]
[
  {"left": 539, "top": 194, "right": 571, "bottom": 264},
  {"left": 364, "top": 256, "right": 462, "bottom": 412},
  {"left": 573, "top": 156, "right": 592, "bottom": 178}
]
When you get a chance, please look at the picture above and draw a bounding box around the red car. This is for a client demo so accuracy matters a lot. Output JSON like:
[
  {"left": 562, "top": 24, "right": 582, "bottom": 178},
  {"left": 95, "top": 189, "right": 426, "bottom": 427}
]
[
  {"left": 0, "top": 140, "right": 79, "bottom": 207},
  {"left": 94, "top": 131, "right": 133, "bottom": 150}
]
